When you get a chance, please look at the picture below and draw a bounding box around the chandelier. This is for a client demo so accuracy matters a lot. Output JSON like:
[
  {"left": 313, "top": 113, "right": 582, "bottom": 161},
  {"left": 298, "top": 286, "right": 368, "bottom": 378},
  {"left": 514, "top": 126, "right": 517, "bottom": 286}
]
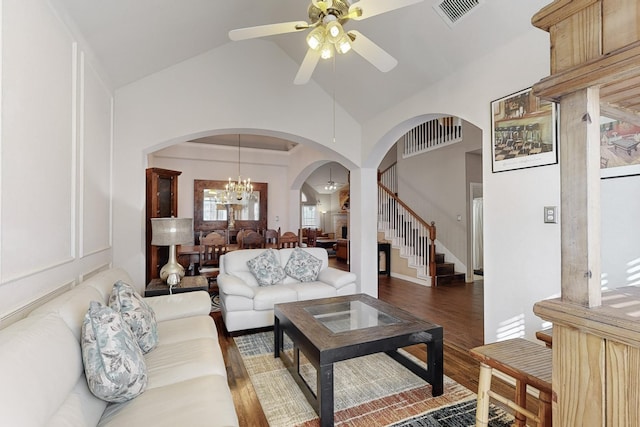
[
  {"left": 324, "top": 168, "right": 338, "bottom": 191},
  {"left": 305, "top": 1, "right": 352, "bottom": 60},
  {"left": 219, "top": 135, "right": 254, "bottom": 204}
]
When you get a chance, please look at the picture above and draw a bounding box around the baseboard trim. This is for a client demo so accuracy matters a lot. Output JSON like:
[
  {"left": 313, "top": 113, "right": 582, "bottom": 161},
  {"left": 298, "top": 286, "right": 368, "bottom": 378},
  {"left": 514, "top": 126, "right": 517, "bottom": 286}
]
[{"left": 390, "top": 272, "right": 432, "bottom": 287}]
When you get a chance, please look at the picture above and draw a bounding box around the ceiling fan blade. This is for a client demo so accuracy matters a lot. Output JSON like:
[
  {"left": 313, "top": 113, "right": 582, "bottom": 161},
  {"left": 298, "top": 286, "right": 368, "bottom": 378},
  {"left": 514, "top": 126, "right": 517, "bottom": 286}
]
[
  {"left": 294, "top": 49, "right": 321, "bottom": 85},
  {"left": 229, "top": 21, "right": 309, "bottom": 41},
  {"left": 348, "top": 31, "right": 398, "bottom": 72},
  {"left": 348, "top": 0, "right": 424, "bottom": 21}
]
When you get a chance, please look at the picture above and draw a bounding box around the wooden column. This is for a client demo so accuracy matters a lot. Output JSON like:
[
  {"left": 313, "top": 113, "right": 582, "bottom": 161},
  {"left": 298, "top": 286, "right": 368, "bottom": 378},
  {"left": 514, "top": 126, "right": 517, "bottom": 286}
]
[
  {"left": 558, "top": 88, "right": 601, "bottom": 307},
  {"left": 531, "top": 1, "right": 640, "bottom": 425}
]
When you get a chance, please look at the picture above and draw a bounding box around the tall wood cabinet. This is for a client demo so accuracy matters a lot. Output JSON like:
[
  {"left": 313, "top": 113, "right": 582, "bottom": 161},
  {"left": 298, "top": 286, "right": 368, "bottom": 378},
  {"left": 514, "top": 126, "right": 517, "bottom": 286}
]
[{"left": 146, "top": 168, "right": 181, "bottom": 284}]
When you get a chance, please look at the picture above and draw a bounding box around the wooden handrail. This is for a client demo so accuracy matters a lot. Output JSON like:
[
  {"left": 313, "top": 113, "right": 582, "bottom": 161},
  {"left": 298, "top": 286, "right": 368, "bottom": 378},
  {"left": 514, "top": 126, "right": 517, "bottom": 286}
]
[
  {"left": 378, "top": 162, "right": 397, "bottom": 179},
  {"left": 378, "top": 182, "right": 437, "bottom": 286}
]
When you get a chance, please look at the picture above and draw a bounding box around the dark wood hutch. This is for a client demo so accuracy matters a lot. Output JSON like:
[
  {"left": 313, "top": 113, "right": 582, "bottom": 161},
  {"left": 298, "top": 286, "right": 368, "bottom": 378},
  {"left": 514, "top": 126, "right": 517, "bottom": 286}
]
[{"left": 145, "top": 167, "right": 181, "bottom": 284}]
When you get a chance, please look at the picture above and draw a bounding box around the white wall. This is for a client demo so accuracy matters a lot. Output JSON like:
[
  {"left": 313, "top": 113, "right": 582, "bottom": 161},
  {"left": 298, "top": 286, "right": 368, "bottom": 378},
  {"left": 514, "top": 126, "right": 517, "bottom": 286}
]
[
  {"left": 0, "top": 0, "right": 114, "bottom": 321},
  {"left": 112, "top": 41, "right": 365, "bottom": 290},
  {"left": 358, "top": 28, "right": 561, "bottom": 343},
  {"left": 601, "top": 175, "right": 640, "bottom": 289}
]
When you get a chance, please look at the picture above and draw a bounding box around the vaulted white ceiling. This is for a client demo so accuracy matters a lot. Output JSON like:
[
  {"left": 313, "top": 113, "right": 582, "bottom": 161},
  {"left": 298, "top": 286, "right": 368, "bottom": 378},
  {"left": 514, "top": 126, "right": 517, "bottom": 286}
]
[{"left": 51, "top": 0, "right": 549, "bottom": 123}]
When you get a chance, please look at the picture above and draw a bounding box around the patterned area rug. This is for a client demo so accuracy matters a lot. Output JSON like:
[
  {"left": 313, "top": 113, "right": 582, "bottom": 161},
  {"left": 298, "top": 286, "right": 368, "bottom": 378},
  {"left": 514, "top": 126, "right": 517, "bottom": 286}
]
[
  {"left": 210, "top": 293, "right": 220, "bottom": 313},
  {"left": 234, "top": 331, "right": 513, "bottom": 427}
]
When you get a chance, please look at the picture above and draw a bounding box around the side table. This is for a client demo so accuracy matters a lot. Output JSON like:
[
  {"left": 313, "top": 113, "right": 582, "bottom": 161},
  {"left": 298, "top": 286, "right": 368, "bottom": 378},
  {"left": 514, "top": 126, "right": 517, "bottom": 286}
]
[{"left": 145, "top": 275, "right": 208, "bottom": 297}]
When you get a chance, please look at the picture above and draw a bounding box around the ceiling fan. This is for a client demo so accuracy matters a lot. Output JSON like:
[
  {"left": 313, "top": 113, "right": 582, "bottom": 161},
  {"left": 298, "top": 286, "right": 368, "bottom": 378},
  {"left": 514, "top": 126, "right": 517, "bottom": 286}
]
[{"left": 228, "top": 0, "right": 424, "bottom": 85}]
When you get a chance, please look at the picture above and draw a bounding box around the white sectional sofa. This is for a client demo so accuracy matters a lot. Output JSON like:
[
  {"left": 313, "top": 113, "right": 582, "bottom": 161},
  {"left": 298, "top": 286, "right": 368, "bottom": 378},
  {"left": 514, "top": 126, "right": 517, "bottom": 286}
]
[
  {"left": 0, "top": 267, "right": 239, "bottom": 427},
  {"left": 217, "top": 247, "right": 357, "bottom": 333}
]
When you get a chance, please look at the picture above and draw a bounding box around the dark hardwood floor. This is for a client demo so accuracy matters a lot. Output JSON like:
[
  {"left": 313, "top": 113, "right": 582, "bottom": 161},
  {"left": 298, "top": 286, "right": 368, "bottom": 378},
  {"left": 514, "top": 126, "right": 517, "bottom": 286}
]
[{"left": 212, "top": 258, "right": 533, "bottom": 425}]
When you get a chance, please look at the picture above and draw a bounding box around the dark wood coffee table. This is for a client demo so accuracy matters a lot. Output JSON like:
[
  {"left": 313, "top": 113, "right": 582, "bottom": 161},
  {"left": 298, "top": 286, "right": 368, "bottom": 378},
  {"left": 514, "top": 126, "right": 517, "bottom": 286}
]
[{"left": 274, "top": 293, "right": 443, "bottom": 427}]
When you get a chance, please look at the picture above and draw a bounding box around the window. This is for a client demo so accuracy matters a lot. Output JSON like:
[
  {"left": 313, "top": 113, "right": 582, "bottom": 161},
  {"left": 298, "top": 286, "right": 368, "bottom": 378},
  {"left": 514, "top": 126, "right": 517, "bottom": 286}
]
[{"left": 301, "top": 205, "right": 318, "bottom": 227}]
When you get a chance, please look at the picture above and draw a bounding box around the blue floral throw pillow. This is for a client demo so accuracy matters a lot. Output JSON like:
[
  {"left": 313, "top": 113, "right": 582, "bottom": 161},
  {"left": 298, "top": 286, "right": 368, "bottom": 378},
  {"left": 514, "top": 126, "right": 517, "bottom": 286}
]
[
  {"left": 247, "top": 249, "right": 286, "bottom": 286},
  {"left": 109, "top": 281, "right": 158, "bottom": 353},
  {"left": 81, "top": 301, "right": 148, "bottom": 402},
  {"left": 285, "top": 248, "right": 323, "bottom": 282}
]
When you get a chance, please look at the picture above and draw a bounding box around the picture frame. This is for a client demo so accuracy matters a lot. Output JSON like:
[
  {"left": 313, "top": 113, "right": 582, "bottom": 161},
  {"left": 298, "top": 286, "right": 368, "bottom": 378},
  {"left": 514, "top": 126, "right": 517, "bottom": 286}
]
[
  {"left": 491, "top": 87, "right": 558, "bottom": 173},
  {"left": 599, "top": 117, "right": 640, "bottom": 179}
]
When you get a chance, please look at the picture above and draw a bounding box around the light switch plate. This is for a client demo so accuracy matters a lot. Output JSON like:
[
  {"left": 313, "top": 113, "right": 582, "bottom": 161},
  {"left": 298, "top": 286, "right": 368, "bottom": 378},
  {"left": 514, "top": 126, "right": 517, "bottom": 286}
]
[{"left": 544, "top": 206, "right": 557, "bottom": 224}]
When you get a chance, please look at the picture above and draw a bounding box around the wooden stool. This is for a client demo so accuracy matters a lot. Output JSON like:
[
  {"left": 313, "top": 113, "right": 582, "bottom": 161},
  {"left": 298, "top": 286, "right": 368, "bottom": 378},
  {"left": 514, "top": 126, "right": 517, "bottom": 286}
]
[{"left": 470, "top": 338, "right": 552, "bottom": 427}]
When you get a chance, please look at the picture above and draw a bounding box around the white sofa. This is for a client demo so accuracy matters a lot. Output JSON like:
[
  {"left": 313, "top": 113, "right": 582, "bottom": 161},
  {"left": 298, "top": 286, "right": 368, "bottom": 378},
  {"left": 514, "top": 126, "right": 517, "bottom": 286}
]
[
  {"left": 217, "top": 247, "right": 357, "bottom": 333},
  {"left": 0, "top": 267, "right": 239, "bottom": 427}
]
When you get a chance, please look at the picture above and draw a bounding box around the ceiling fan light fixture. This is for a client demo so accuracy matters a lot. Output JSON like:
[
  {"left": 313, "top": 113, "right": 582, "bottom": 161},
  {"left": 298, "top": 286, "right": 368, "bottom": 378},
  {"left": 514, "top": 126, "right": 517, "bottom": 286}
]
[
  {"left": 229, "top": 0, "right": 420, "bottom": 83},
  {"left": 336, "top": 34, "right": 351, "bottom": 54},
  {"left": 324, "top": 168, "right": 338, "bottom": 191},
  {"left": 320, "top": 42, "right": 335, "bottom": 59},
  {"left": 306, "top": 26, "right": 326, "bottom": 50},
  {"left": 325, "top": 20, "right": 344, "bottom": 42}
]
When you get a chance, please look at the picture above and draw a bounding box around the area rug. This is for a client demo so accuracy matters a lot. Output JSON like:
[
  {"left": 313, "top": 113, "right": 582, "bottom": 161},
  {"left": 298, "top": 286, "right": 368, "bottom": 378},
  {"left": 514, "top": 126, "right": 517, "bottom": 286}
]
[
  {"left": 234, "top": 331, "right": 513, "bottom": 427},
  {"left": 210, "top": 293, "right": 220, "bottom": 313}
]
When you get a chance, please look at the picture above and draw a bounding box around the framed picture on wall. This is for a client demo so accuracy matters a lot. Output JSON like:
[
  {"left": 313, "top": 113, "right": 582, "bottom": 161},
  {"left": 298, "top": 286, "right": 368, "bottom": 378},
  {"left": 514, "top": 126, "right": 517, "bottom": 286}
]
[
  {"left": 491, "top": 87, "right": 558, "bottom": 173},
  {"left": 599, "top": 117, "right": 640, "bottom": 178}
]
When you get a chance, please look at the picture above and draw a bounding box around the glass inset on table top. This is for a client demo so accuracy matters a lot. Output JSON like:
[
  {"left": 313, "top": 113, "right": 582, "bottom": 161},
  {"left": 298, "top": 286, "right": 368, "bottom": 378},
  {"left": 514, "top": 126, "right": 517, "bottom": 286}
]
[{"left": 305, "top": 300, "right": 401, "bottom": 333}]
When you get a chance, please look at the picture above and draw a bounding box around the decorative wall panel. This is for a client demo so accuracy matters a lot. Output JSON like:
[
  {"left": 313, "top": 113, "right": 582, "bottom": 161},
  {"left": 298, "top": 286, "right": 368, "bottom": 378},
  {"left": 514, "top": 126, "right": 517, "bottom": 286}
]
[
  {"left": 1, "top": 0, "right": 75, "bottom": 281},
  {"left": 80, "top": 53, "right": 113, "bottom": 257}
]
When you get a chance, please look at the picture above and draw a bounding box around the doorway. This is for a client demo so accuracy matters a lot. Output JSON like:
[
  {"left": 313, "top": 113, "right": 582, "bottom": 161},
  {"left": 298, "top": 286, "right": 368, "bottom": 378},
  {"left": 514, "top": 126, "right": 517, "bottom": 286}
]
[{"left": 470, "top": 182, "right": 483, "bottom": 277}]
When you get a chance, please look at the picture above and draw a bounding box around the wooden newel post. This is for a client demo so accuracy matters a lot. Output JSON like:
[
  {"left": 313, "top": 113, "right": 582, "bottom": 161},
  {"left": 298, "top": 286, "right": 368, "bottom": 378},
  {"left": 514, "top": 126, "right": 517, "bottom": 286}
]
[{"left": 429, "top": 221, "right": 436, "bottom": 287}]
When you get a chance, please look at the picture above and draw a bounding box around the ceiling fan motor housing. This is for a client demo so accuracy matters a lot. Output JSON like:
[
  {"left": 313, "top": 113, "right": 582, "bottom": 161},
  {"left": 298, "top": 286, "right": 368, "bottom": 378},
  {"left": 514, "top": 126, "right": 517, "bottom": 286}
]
[{"left": 308, "top": 0, "right": 351, "bottom": 25}]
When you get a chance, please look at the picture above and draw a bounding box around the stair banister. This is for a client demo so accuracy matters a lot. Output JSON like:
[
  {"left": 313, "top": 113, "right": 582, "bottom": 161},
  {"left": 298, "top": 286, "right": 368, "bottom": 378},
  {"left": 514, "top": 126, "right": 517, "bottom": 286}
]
[{"left": 378, "top": 182, "right": 437, "bottom": 286}]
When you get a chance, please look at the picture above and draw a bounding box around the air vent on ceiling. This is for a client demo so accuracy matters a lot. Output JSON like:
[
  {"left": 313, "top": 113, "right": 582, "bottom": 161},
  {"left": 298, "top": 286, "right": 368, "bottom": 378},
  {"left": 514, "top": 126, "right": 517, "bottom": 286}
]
[{"left": 433, "top": 0, "right": 483, "bottom": 28}]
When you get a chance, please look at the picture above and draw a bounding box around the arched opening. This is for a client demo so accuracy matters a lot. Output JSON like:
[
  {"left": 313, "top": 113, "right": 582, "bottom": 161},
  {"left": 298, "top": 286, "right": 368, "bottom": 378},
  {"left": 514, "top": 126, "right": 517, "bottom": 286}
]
[{"left": 369, "top": 113, "right": 485, "bottom": 350}]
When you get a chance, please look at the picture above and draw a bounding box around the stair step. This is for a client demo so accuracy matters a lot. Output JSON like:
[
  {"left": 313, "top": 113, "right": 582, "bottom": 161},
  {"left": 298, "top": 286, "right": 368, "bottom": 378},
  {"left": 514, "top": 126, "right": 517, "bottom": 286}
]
[
  {"left": 381, "top": 224, "right": 464, "bottom": 287},
  {"left": 436, "top": 262, "right": 455, "bottom": 275},
  {"left": 436, "top": 272, "right": 466, "bottom": 286}
]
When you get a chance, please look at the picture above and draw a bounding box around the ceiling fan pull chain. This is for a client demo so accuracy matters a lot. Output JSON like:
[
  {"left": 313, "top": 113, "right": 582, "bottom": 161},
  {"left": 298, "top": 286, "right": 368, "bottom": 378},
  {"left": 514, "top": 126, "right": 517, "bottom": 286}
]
[{"left": 332, "top": 56, "right": 336, "bottom": 144}]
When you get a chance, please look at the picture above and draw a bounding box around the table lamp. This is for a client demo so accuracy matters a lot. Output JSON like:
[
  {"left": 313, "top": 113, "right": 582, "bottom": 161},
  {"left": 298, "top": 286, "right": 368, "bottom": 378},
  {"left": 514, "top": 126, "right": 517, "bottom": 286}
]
[{"left": 151, "top": 217, "right": 193, "bottom": 285}]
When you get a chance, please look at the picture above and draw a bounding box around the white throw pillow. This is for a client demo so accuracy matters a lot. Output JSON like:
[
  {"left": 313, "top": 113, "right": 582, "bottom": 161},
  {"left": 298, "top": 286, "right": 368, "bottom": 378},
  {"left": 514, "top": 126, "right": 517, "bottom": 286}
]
[
  {"left": 109, "top": 280, "right": 158, "bottom": 353},
  {"left": 246, "top": 249, "right": 286, "bottom": 286},
  {"left": 81, "top": 301, "right": 148, "bottom": 402},
  {"left": 284, "top": 248, "right": 323, "bottom": 282}
]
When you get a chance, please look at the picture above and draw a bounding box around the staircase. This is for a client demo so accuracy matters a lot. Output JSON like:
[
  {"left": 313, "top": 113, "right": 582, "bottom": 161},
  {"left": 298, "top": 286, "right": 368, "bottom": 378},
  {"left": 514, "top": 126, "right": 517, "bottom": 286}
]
[
  {"left": 433, "top": 252, "right": 466, "bottom": 286},
  {"left": 378, "top": 163, "right": 466, "bottom": 286}
]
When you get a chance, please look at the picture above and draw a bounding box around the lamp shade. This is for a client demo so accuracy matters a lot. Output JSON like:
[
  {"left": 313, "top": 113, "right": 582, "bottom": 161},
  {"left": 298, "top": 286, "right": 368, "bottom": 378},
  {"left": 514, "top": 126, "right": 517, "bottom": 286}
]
[{"left": 151, "top": 217, "right": 193, "bottom": 246}]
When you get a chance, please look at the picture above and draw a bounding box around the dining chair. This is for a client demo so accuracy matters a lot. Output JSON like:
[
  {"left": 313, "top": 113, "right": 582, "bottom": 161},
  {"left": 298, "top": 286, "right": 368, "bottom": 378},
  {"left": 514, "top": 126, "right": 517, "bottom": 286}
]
[
  {"left": 279, "top": 231, "right": 299, "bottom": 248},
  {"left": 263, "top": 228, "right": 280, "bottom": 249},
  {"left": 199, "top": 232, "right": 227, "bottom": 289},
  {"left": 240, "top": 230, "right": 265, "bottom": 249},
  {"left": 305, "top": 228, "right": 318, "bottom": 247},
  {"left": 235, "top": 229, "right": 247, "bottom": 247}
]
